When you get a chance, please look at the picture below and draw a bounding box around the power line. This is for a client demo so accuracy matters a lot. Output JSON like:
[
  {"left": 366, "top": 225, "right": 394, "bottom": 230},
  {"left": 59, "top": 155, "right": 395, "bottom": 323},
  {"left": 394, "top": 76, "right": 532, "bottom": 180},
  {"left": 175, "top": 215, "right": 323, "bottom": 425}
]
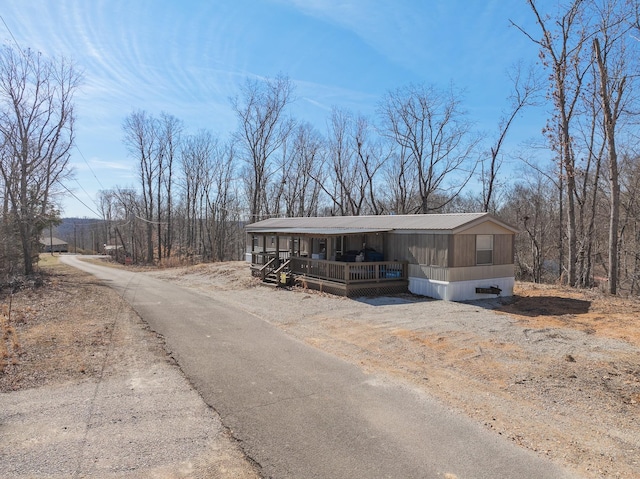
[
  {"left": 134, "top": 214, "right": 169, "bottom": 225},
  {"left": 57, "top": 181, "right": 102, "bottom": 218},
  {"left": 0, "top": 14, "right": 24, "bottom": 55},
  {"left": 73, "top": 177, "right": 97, "bottom": 205},
  {"left": 70, "top": 219, "right": 108, "bottom": 225},
  {"left": 74, "top": 144, "right": 106, "bottom": 190}
]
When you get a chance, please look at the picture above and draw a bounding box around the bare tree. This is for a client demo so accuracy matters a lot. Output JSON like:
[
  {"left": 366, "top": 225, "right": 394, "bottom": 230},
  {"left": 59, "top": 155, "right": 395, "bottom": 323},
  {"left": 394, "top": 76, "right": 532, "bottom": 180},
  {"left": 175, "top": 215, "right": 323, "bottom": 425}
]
[
  {"left": 98, "top": 189, "right": 118, "bottom": 250},
  {"left": 354, "top": 115, "right": 389, "bottom": 215},
  {"left": 231, "top": 75, "right": 295, "bottom": 222},
  {"left": 381, "top": 145, "right": 419, "bottom": 215},
  {"left": 482, "top": 63, "right": 540, "bottom": 212},
  {"left": 514, "top": 0, "right": 591, "bottom": 286},
  {"left": 122, "top": 110, "right": 183, "bottom": 263},
  {"left": 514, "top": 180, "right": 558, "bottom": 283},
  {"left": 123, "top": 110, "right": 157, "bottom": 263},
  {"left": 573, "top": 72, "right": 605, "bottom": 288},
  {"left": 314, "top": 108, "right": 386, "bottom": 216},
  {"left": 0, "top": 46, "right": 80, "bottom": 275},
  {"left": 113, "top": 187, "right": 142, "bottom": 262},
  {"left": 208, "top": 143, "right": 241, "bottom": 261},
  {"left": 619, "top": 154, "right": 640, "bottom": 294},
  {"left": 157, "top": 113, "right": 182, "bottom": 260},
  {"left": 178, "top": 132, "right": 242, "bottom": 261},
  {"left": 180, "top": 130, "right": 216, "bottom": 257},
  {"left": 279, "top": 122, "right": 324, "bottom": 217},
  {"left": 378, "top": 83, "right": 479, "bottom": 214},
  {"left": 591, "top": 0, "right": 636, "bottom": 294},
  {"left": 322, "top": 107, "right": 358, "bottom": 215}
]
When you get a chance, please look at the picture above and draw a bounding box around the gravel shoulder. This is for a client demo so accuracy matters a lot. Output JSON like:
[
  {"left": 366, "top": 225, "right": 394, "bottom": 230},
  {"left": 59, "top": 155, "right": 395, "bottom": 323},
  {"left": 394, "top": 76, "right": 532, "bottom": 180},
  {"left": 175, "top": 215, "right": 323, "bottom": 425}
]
[
  {"left": 149, "top": 261, "right": 640, "bottom": 479},
  {"left": 0, "top": 257, "right": 259, "bottom": 479}
]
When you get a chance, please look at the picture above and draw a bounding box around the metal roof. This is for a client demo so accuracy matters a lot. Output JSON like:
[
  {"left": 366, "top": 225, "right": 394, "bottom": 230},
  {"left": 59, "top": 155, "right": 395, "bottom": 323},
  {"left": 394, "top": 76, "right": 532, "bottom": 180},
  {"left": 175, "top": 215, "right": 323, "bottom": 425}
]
[
  {"left": 246, "top": 227, "right": 392, "bottom": 235},
  {"left": 39, "top": 237, "right": 69, "bottom": 246},
  {"left": 246, "top": 213, "right": 518, "bottom": 235}
]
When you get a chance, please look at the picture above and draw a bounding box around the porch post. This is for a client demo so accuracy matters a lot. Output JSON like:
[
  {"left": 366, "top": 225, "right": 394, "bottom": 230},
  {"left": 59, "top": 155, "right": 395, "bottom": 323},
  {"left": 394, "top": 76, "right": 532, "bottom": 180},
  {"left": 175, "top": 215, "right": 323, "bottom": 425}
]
[{"left": 262, "top": 234, "right": 267, "bottom": 264}]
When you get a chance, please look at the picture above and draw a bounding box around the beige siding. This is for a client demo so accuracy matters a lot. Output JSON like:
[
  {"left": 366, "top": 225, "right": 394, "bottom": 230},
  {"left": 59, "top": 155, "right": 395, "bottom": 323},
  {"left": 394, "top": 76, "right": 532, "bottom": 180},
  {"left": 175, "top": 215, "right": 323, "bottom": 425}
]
[
  {"left": 494, "top": 234, "right": 514, "bottom": 265},
  {"left": 409, "top": 264, "right": 514, "bottom": 282},
  {"left": 452, "top": 233, "right": 514, "bottom": 267},
  {"left": 452, "top": 235, "right": 476, "bottom": 267},
  {"left": 385, "top": 233, "right": 449, "bottom": 266},
  {"left": 459, "top": 222, "right": 516, "bottom": 235},
  {"left": 408, "top": 264, "right": 450, "bottom": 282}
]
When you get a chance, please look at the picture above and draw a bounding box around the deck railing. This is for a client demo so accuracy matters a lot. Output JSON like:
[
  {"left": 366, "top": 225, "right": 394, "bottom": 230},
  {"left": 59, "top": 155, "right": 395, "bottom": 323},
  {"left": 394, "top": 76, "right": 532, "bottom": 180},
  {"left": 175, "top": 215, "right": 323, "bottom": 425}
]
[
  {"left": 251, "top": 251, "right": 290, "bottom": 266},
  {"left": 289, "top": 257, "right": 407, "bottom": 284},
  {"left": 258, "top": 257, "right": 277, "bottom": 281}
]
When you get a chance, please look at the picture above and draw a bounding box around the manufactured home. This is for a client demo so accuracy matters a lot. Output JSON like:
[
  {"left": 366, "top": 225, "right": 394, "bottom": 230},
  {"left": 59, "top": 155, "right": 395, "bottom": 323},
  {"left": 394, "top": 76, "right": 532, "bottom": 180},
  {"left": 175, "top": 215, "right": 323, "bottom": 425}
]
[
  {"left": 246, "top": 213, "right": 517, "bottom": 301},
  {"left": 40, "top": 236, "right": 69, "bottom": 253}
]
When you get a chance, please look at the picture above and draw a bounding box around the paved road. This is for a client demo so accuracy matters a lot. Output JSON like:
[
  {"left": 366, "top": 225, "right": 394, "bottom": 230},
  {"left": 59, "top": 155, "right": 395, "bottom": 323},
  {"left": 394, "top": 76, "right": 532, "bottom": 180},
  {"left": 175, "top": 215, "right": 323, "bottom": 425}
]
[{"left": 61, "top": 255, "right": 581, "bottom": 479}]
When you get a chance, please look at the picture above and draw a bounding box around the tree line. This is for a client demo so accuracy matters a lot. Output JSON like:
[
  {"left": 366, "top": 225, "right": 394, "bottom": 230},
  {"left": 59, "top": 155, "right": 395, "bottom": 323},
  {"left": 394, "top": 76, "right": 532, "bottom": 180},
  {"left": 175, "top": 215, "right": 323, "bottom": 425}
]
[{"left": 3, "top": 0, "right": 640, "bottom": 296}]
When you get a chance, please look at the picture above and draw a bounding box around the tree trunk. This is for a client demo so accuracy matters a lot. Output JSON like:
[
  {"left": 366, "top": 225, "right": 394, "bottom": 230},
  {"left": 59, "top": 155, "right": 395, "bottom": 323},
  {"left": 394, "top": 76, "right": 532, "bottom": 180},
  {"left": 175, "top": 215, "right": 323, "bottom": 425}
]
[{"left": 594, "top": 37, "right": 621, "bottom": 295}]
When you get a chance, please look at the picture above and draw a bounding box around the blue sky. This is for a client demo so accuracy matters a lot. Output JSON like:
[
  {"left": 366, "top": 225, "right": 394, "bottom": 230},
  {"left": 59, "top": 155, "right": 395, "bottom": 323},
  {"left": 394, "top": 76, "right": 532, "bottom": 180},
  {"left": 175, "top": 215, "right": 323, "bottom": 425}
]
[{"left": 1, "top": 0, "right": 550, "bottom": 218}]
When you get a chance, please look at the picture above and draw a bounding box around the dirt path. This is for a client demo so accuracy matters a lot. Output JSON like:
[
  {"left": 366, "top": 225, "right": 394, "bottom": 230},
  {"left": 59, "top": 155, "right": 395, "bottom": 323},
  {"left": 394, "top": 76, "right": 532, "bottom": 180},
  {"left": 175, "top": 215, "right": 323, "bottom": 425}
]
[{"left": 150, "top": 261, "right": 640, "bottom": 479}]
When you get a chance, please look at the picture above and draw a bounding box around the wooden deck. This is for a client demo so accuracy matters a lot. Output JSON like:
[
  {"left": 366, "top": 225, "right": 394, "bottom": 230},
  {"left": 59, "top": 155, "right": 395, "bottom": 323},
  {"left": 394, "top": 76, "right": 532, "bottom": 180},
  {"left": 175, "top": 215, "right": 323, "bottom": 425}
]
[{"left": 251, "top": 253, "right": 409, "bottom": 297}]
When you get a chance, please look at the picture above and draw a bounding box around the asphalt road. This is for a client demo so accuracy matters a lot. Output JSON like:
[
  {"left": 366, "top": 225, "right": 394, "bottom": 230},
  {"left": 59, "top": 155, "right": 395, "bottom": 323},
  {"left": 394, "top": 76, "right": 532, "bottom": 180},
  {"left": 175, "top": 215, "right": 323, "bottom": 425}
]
[{"left": 61, "top": 255, "right": 581, "bottom": 479}]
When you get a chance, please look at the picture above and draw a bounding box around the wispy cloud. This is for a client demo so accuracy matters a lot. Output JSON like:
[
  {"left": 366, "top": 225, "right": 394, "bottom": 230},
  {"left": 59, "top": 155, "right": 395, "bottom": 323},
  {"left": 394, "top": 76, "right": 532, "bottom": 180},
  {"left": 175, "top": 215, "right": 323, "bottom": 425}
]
[
  {"left": 90, "top": 159, "right": 132, "bottom": 171},
  {"left": 275, "top": 0, "right": 432, "bottom": 69},
  {"left": 2, "top": 0, "right": 545, "bottom": 217}
]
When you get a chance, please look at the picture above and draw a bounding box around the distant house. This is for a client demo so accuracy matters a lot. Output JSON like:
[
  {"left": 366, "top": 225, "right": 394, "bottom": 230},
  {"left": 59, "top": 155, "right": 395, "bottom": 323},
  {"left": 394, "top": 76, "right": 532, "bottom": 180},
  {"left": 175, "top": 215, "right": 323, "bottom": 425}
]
[
  {"left": 40, "top": 237, "right": 69, "bottom": 253},
  {"left": 246, "top": 213, "right": 517, "bottom": 301},
  {"left": 103, "top": 244, "right": 123, "bottom": 255}
]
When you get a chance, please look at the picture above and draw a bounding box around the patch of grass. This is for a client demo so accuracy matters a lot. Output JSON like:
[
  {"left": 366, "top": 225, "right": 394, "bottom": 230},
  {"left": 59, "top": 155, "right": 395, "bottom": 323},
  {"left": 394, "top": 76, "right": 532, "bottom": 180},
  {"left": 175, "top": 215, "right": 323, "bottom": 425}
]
[
  {"left": 1, "top": 261, "right": 127, "bottom": 391},
  {"left": 157, "top": 256, "right": 195, "bottom": 269},
  {"left": 37, "top": 254, "right": 60, "bottom": 267}
]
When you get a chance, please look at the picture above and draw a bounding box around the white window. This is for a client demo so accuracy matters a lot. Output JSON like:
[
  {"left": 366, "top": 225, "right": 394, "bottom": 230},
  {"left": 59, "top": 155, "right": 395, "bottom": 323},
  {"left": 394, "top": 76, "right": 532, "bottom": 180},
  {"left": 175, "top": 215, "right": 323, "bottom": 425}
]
[{"left": 476, "top": 235, "right": 493, "bottom": 265}]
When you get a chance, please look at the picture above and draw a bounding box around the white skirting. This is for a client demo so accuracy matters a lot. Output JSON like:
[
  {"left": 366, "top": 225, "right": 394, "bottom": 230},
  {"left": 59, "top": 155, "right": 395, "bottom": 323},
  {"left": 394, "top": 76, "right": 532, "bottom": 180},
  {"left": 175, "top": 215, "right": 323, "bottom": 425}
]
[{"left": 408, "top": 276, "right": 514, "bottom": 301}]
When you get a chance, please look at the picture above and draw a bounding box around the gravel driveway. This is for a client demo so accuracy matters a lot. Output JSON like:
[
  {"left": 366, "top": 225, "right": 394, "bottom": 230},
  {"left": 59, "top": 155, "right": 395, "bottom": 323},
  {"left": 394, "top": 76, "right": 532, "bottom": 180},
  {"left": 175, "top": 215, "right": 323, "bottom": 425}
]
[
  {"left": 150, "top": 261, "right": 640, "bottom": 479},
  {"left": 2, "top": 257, "right": 638, "bottom": 478}
]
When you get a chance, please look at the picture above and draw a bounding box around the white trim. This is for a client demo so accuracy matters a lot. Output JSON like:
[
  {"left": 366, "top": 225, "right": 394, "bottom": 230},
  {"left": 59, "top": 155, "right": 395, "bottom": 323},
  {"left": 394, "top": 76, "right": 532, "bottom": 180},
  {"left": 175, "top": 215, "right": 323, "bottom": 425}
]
[{"left": 409, "top": 276, "right": 514, "bottom": 301}]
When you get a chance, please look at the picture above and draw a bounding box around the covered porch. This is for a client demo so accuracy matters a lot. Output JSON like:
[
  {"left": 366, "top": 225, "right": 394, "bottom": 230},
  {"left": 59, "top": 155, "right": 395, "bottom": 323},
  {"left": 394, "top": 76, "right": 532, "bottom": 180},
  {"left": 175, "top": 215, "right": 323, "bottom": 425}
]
[{"left": 246, "top": 227, "right": 409, "bottom": 297}]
